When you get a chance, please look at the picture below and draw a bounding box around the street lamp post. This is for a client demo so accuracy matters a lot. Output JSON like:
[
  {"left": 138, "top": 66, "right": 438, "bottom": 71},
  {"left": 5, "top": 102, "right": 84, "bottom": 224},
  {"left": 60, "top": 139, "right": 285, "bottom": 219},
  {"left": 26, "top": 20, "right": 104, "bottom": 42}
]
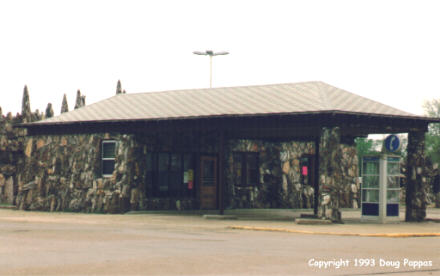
[{"left": 193, "top": 50, "right": 229, "bottom": 88}]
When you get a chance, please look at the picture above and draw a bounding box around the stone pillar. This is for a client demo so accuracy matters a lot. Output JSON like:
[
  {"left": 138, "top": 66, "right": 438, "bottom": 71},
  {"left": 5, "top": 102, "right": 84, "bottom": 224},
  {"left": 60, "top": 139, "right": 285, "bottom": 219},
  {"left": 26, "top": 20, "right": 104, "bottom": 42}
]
[
  {"left": 405, "top": 131, "right": 428, "bottom": 221},
  {"left": 4, "top": 176, "right": 14, "bottom": 205},
  {"left": 318, "top": 127, "right": 344, "bottom": 222}
]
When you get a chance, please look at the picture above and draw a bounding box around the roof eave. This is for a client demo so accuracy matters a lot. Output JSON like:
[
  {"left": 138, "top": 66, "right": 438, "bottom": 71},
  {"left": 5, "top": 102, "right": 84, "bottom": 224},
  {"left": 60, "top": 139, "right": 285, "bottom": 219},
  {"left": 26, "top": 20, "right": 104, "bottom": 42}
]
[{"left": 15, "top": 110, "right": 440, "bottom": 129}]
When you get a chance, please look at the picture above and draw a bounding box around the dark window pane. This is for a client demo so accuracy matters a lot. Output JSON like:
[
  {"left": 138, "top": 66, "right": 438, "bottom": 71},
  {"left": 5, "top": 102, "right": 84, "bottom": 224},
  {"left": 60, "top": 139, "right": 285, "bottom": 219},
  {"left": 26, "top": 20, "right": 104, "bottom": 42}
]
[
  {"left": 158, "top": 153, "right": 169, "bottom": 171},
  {"left": 170, "top": 154, "right": 181, "bottom": 171},
  {"left": 362, "top": 203, "right": 379, "bottom": 216},
  {"left": 146, "top": 154, "right": 153, "bottom": 172},
  {"left": 247, "top": 154, "right": 259, "bottom": 186},
  {"left": 169, "top": 172, "right": 181, "bottom": 194},
  {"left": 203, "top": 160, "right": 215, "bottom": 178},
  {"left": 102, "top": 142, "right": 116, "bottom": 158},
  {"left": 149, "top": 152, "right": 196, "bottom": 198},
  {"left": 102, "top": 160, "right": 115, "bottom": 175},
  {"left": 233, "top": 153, "right": 242, "bottom": 162},
  {"left": 202, "top": 159, "right": 216, "bottom": 186},
  {"left": 158, "top": 172, "right": 169, "bottom": 192},
  {"left": 146, "top": 171, "right": 153, "bottom": 187},
  {"left": 386, "top": 204, "right": 399, "bottom": 216},
  {"left": 183, "top": 154, "right": 193, "bottom": 171},
  {"left": 247, "top": 153, "right": 257, "bottom": 168},
  {"left": 247, "top": 169, "right": 258, "bottom": 185}
]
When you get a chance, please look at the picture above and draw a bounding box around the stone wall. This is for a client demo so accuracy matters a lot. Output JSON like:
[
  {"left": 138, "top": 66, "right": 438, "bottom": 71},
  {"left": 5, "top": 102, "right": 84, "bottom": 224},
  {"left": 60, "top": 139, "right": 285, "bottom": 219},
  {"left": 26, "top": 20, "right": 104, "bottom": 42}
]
[
  {"left": 15, "top": 133, "right": 136, "bottom": 213},
  {"left": 0, "top": 110, "right": 43, "bottom": 205},
  {"left": 12, "top": 131, "right": 220, "bottom": 213},
  {"left": 2, "top": 124, "right": 360, "bottom": 213},
  {"left": 318, "top": 127, "right": 359, "bottom": 222},
  {"left": 0, "top": 114, "right": 23, "bottom": 204},
  {"left": 226, "top": 139, "right": 359, "bottom": 210},
  {"left": 405, "top": 131, "right": 428, "bottom": 221}
]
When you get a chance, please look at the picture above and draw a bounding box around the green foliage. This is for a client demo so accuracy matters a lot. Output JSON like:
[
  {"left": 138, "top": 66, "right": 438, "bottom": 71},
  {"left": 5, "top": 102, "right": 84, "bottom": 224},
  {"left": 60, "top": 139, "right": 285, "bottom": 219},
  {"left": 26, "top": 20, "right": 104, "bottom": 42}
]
[
  {"left": 355, "top": 137, "right": 380, "bottom": 157},
  {"left": 355, "top": 137, "right": 381, "bottom": 173},
  {"left": 423, "top": 99, "right": 440, "bottom": 164},
  {"left": 425, "top": 133, "right": 440, "bottom": 164}
]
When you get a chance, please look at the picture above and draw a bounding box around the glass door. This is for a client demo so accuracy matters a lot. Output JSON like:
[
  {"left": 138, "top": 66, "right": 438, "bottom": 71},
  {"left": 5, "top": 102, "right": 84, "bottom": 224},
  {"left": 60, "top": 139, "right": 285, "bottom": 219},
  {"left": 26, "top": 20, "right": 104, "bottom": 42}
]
[
  {"left": 361, "top": 156, "right": 380, "bottom": 216},
  {"left": 199, "top": 156, "right": 217, "bottom": 209},
  {"left": 386, "top": 157, "right": 400, "bottom": 216}
]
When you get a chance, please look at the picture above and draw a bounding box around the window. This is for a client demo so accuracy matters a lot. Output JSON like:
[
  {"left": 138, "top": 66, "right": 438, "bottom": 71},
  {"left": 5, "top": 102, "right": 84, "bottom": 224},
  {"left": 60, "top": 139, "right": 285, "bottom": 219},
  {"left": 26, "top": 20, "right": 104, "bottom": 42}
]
[
  {"left": 233, "top": 152, "right": 259, "bottom": 187},
  {"left": 102, "top": 140, "right": 116, "bottom": 177},
  {"left": 146, "top": 152, "right": 195, "bottom": 197}
]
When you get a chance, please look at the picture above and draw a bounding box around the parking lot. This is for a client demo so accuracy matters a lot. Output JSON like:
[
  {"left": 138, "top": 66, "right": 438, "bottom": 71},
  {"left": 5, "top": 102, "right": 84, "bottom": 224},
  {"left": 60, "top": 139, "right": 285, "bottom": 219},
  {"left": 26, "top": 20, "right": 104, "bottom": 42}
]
[{"left": 0, "top": 208, "right": 439, "bottom": 275}]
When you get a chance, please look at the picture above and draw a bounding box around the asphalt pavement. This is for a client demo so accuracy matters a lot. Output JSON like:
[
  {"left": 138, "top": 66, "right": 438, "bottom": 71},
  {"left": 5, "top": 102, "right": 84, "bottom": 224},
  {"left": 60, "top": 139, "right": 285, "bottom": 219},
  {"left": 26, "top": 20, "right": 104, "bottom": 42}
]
[{"left": 0, "top": 207, "right": 438, "bottom": 275}]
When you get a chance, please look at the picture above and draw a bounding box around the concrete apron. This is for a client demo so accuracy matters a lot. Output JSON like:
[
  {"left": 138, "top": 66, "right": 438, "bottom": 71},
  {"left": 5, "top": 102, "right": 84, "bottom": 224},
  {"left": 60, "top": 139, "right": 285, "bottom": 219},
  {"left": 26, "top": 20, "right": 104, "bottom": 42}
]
[{"left": 129, "top": 208, "right": 440, "bottom": 238}]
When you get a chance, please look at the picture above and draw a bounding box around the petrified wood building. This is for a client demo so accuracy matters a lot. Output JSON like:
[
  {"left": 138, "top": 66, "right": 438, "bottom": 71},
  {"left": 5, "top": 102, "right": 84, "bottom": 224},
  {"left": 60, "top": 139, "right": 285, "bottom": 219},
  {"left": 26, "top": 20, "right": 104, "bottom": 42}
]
[{"left": 10, "top": 81, "right": 439, "bottom": 221}]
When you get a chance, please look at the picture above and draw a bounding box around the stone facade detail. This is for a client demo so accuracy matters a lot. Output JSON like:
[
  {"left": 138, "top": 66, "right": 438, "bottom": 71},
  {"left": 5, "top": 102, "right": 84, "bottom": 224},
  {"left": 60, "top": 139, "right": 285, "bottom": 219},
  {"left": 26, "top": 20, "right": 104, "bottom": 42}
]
[
  {"left": 15, "top": 134, "right": 133, "bottom": 213},
  {"left": 1, "top": 118, "right": 360, "bottom": 214},
  {"left": 405, "top": 131, "right": 428, "bottom": 221},
  {"left": 318, "top": 127, "right": 358, "bottom": 222},
  {"left": 0, "top": 110, "right": 40, "bottom": 205},
  {"left": 225, "top": 138, "right": 358, "bottom": 211},
  {"left": 226, "top": 140, "right": 315, "bottom": 209}
]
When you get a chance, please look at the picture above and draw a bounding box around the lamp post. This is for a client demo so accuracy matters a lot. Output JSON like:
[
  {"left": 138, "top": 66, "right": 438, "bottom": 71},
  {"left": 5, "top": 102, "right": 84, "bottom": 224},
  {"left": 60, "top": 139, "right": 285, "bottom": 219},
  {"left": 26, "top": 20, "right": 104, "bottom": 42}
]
[{"left": 193, "top": 50, "right": 229, "bottom": 88}]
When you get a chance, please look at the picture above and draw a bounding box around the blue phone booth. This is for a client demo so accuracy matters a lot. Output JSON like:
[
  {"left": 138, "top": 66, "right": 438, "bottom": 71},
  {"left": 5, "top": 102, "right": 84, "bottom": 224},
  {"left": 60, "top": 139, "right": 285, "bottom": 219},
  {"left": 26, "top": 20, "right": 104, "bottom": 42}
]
[{"left": 361, "top": 155, "right": 401, "bottom": 222}]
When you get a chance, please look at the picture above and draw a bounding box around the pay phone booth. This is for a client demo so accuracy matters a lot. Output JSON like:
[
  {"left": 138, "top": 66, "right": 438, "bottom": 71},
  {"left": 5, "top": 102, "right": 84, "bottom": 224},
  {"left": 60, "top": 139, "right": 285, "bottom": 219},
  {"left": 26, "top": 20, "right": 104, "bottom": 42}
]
[
  {"left": 361, "top": 134, "right": 402, "bottom": 223},
  {"left": 361, "top": 155, "right": 401, "bottom": 223}
]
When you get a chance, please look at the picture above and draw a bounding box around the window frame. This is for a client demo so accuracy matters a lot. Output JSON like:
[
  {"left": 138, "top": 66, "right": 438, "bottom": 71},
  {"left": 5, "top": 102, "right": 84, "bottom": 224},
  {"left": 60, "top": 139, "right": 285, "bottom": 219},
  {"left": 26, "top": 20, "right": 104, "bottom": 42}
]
[
  {"left": 146, "top": 152, "right": 196, "bottom": 198},
  {"left": 101, "top": 140, "right": 117, "bottom": 178},
  {"left": 233, "top": 152, "right": 259, "bottom": 187}
]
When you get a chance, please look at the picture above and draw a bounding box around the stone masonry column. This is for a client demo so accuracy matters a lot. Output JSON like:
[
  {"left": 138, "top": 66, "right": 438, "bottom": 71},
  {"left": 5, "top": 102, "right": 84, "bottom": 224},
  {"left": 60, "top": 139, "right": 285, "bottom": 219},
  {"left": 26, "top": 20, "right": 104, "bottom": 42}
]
[
  {"left": 318, "top": 127, "right": 344, "bottom": 222},
  {"left": 405, "top": 131, "right": 428, "bottom": 222}
]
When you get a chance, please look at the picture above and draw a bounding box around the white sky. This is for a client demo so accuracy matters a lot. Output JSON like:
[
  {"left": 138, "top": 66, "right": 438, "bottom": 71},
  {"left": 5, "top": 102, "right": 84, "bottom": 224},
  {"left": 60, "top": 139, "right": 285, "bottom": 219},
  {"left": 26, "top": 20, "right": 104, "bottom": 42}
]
[{"left": 1, "top": 0, "right": 440, "bottom": 116}]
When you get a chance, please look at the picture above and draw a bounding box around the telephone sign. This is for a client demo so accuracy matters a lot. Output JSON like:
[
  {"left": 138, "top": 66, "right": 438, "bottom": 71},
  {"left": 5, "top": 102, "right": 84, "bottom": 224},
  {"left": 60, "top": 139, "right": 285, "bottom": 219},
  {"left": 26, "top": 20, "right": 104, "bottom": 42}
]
[{"left": 384, "top": 135, "right": 401, "bottom": 153}]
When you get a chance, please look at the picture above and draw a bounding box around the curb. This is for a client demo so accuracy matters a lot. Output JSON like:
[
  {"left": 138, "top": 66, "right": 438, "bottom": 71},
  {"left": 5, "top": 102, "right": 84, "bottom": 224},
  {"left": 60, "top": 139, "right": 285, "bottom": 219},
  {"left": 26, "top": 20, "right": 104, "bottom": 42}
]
[
  {"left": 0, "top": 205, "right": 17, "bottom": 210},
  {"left": 203, "top": 215, "right": 238, "bottom": 220},
  {"left": 227, "top": 226, "right": 440, "bottom": 238},
  {"left": 295, "top": 218, "right": 332, "bottom": 225}
]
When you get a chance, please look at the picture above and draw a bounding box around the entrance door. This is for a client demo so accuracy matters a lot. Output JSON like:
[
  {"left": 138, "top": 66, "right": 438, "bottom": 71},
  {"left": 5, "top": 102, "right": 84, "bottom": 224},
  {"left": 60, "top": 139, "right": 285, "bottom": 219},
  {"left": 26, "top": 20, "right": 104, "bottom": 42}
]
[{"left": 200, "top": 156, "right": 217, "bottom": 209}]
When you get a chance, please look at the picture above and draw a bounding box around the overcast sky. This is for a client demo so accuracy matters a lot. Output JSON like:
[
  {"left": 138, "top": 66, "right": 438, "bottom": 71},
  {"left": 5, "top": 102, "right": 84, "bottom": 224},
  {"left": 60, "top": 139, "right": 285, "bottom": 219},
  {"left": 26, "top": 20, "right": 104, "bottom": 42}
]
[{"left": 1, "top": 0, "right": 439, "bottom": 117}]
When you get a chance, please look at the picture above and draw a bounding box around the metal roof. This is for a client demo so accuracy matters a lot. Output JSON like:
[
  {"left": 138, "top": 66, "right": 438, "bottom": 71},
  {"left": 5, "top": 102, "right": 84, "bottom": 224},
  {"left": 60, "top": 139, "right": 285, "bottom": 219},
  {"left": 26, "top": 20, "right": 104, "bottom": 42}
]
[{"left": 28, "top": 81, "right": 431, "bottom": 126}]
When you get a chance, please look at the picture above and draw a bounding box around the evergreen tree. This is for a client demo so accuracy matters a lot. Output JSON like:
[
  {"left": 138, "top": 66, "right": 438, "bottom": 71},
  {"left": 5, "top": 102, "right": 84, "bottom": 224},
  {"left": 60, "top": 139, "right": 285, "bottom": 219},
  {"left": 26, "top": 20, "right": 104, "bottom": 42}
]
[
  {"left": 423, "top": 99, "right": 440, "bottom": 164},
  {"left": 21, "top": 85, "right": 31, "bottom": 121},
  {"left": 45, "top": 103, "right": 54, "bottom": 118},
  {"left": 61, "top": 94, "right": 69, "bottom": 113},
  {"left": 74, "top": 90, "right": 86, "bottom": 109},
  {"left": 116, "top": 80, "right": 122, "bottom": 95}
]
